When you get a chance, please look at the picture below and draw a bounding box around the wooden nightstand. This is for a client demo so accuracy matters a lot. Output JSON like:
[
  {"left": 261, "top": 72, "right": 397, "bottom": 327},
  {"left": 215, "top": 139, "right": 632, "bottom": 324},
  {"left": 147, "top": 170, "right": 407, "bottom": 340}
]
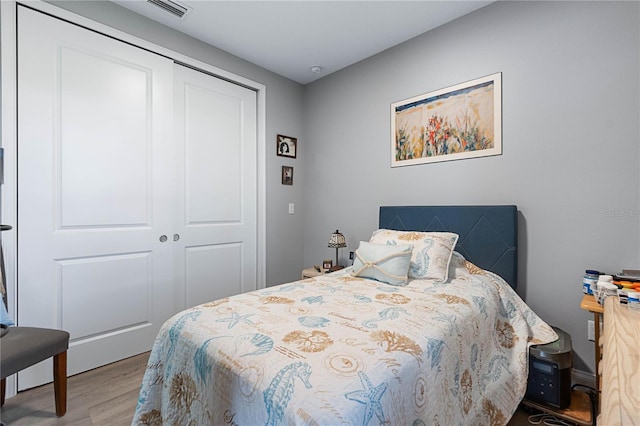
[{"left": 301, "top": 267, "right": 326, "bottom": 279}]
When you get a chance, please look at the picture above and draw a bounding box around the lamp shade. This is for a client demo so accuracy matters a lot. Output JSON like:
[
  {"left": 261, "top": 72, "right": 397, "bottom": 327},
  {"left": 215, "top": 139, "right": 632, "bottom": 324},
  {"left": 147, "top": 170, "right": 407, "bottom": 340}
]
[{"left": 328, "top": 230, "right": 346, "bottom": 248}]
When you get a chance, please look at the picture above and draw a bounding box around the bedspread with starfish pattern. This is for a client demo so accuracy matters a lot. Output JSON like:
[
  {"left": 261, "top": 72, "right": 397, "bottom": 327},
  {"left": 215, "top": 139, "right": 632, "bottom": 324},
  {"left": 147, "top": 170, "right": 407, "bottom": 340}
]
[{"left": 132, "top": 252, "right": 556, "bottom": 426}]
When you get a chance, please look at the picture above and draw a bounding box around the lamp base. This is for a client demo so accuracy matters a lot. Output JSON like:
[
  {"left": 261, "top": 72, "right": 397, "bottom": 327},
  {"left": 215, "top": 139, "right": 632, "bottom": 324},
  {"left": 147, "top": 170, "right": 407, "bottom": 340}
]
[{"left": 328, "top": 265, "right": 344, "bottom": 272}]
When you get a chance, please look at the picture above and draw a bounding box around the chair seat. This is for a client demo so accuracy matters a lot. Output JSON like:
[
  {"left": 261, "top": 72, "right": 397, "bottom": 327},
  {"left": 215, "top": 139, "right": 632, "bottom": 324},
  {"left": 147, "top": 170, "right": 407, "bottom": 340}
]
[{"left": 1, "top": 327, "right": 70, "bottom": 379}]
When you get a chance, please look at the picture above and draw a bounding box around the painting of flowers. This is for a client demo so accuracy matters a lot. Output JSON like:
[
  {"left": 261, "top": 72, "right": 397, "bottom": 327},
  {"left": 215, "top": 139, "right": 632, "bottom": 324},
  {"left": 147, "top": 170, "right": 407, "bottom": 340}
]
[{"left": 391, "top": 73, "right": 501, "bottom": 167}]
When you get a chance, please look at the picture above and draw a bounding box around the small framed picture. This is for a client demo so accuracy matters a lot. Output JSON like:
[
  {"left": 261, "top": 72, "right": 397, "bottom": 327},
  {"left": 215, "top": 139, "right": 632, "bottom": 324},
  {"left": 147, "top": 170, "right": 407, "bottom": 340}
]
[
  {"left": 323, "top": 259, "right": 333, "bottom": 270},
  {"left": 281, "top": 166, "right": 293, "bottom": 185},
  {"left": 277, "top": 134, "right": 297, "bottom": 158}
]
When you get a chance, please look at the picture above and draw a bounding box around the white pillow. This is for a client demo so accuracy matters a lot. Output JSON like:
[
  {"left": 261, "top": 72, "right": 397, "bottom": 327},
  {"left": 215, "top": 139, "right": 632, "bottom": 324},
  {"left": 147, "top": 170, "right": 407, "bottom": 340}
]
[
  {"left": 369, "top": 229, "right": 459, "bottom": 282},
  {"left": 350, "top": 241, "right": 413, "bottom": 286}
]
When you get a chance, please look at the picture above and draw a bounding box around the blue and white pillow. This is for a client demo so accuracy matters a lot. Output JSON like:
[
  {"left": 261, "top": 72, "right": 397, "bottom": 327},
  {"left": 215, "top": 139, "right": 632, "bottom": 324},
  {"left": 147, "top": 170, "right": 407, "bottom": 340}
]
[
  {"left": 350, "top": 241, "right": 413, "bottom": 286},
  {"left": 369, "top": 229, "right": 459, "bottom": 282}
]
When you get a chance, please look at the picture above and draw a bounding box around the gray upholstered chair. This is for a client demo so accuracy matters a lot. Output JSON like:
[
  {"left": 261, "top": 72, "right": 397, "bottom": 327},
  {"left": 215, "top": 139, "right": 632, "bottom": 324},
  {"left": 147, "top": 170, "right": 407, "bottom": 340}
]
[
  {"left": 0, "top": 326, "right": 70, "bottom": 416},
  {"left": 0, "top": 239, "right": 70, "bottom": 417}
]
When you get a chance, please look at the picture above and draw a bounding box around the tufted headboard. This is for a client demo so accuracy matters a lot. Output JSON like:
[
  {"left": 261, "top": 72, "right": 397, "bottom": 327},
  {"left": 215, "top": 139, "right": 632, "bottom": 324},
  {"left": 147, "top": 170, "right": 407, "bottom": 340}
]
[{"left": 379, "top": 205, "right": 518, "bottom": 289}]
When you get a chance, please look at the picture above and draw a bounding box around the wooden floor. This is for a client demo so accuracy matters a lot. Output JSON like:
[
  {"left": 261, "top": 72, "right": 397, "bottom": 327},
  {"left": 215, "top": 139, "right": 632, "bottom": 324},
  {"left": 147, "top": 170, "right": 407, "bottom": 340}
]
[
  {"left": 0, "top": 352, "right": 149, "bottom": 426},
  {"left": 0, "top": 352, "right": 549, "bottom": 425}
]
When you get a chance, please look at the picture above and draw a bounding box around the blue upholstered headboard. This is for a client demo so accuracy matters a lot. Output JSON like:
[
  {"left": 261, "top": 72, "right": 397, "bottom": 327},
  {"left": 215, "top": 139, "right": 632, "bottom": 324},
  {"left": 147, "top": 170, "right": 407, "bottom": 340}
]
[{"left": 379, "top": 206, "right": 518, "bottom": 289}]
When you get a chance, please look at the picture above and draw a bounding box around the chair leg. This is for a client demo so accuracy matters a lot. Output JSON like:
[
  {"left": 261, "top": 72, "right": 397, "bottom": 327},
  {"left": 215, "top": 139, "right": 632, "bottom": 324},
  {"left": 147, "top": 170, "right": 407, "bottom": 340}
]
[
  {"left": 53, "top": 351, "right": 67, "bottom": 417},
  {"left": 1, "top": 378, "right": 5, "bottom": 407}
]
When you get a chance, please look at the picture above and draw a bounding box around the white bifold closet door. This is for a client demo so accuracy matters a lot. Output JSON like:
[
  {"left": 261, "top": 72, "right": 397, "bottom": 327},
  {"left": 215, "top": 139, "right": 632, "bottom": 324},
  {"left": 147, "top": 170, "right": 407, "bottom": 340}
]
[
  {"left": 17, "top": 6, "right": 257, "bottom": 390},
  {"left": 173, "top": 64, "right": 257, "bottom": 310}
]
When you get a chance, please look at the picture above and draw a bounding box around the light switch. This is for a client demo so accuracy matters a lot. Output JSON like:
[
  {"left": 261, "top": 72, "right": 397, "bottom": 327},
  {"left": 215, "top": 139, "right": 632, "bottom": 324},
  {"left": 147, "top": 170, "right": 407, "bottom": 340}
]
[{"left": 288, "top": 203, "right": 295, "bottom": 214}]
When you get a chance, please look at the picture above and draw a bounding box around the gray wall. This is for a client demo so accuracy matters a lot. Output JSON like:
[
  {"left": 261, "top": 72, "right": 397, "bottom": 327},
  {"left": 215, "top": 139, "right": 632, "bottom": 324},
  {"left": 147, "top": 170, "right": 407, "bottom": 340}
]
[
  {"left": 303, "top": 1, "right": 640, "bottom": 373},
  {"left": 46, "top": 0, "right": 308, "bottom": 287}
]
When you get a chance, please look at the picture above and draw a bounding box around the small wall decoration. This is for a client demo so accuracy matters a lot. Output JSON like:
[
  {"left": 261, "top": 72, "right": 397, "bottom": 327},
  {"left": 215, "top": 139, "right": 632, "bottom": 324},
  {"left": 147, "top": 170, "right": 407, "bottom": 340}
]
[
  {"left": 391, "top": 72, "right": 502, "bottom": 167},
  {"left": 276, "top": 134, "right": 297, "bottom": 158},
  {"left": 282, "top": 166, "right": 293, "bottom": 185}
]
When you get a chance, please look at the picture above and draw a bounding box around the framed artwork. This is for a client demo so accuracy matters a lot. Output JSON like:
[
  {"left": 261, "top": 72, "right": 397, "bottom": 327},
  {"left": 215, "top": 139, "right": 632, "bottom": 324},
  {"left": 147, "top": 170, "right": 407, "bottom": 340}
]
[
  {"left": 391, "top": 72, "right": 502, "bottom": 167},
  {"left": 323, "top": 259, "right": 333, "bottom": 270},
  {"left": 276, "top": 134, "right": 297, "bottom": 158},
  {"left": 281, "top": 166, "right": 293, "bottom": 185}
]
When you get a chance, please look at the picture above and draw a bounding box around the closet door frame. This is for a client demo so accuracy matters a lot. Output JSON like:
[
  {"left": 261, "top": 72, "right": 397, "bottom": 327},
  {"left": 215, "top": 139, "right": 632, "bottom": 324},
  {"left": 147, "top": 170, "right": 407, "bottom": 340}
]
[{"left": 0, "top": 0, "right": 266, "bottom": 399}]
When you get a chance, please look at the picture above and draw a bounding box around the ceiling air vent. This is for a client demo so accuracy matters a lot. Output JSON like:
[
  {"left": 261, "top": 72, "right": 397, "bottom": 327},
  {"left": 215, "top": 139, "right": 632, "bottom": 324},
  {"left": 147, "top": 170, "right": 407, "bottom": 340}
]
[{"left": 147, "top": 0, "right": 191, "bottom": 19}]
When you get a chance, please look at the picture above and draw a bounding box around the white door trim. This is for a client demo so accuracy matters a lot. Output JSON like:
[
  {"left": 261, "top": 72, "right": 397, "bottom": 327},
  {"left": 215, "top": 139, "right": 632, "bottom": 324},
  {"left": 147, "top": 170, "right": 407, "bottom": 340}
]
[
  {"left": 0, "top": 0, "right": 267, "bottom": 399},
  {"left": 0, "top": 0, "right": 19, "bottom": 399}
]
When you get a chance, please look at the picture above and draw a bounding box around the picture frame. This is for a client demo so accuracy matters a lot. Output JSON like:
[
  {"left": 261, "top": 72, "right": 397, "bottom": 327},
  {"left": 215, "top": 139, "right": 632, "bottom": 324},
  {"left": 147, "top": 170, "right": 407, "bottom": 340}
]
[
  {"left": 323, "top": 259, "right": 333, "bottom": 270},
  {"left": 276, "top": 134, "right": 297, "bottom": 158},
  {"left": 281, "top": 166, "right": 293, "bottom": 185},
  {"left": 391, "top": 72, "right": 502, "bottom": 167}
]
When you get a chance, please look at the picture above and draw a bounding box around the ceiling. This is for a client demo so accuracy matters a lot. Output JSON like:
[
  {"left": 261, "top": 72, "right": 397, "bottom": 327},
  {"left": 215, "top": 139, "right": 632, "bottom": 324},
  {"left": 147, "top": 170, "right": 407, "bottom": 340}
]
[{"left": 111, "top": 1, "right": 494, "bottom": 84}]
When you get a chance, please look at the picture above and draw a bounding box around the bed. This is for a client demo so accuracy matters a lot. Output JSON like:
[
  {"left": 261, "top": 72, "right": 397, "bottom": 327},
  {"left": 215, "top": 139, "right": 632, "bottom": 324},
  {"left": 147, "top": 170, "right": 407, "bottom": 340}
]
[{"left": 132, "top": 205, "right": 556, "bottom": 426}]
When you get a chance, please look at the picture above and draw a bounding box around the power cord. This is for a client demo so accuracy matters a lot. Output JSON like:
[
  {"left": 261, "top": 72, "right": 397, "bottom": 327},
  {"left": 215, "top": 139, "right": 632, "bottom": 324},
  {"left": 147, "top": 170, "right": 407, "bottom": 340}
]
[
  {"left": 527, "top": 412, "right": 574, "bottom": 426},
  {"left": 525, "top": 385, "right": 599, "bottom": 426}
]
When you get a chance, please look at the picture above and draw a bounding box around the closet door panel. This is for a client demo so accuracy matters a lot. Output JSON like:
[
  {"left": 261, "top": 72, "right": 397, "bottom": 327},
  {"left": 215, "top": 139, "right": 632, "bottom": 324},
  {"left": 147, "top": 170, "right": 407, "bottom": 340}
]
[
  {"left": 58, "top": 47, "right": 150, "bottom": 227},
  {"left": 184, "top": 84, "right": 242, "bottom": 223},
  {"left": 185, "top": 243, "right": 242, "bottom": 308},
  {"left": 58, "top": 252, "right": 152, "bottom": 338},
  {"left": 17, "top": 6, "right": 174, "bottom": 390}
]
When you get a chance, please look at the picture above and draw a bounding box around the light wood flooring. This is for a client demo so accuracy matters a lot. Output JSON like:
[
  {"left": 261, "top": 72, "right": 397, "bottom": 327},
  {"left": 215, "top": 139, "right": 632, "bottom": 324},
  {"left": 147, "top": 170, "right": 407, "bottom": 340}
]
[
  {"left": 0, "top": 352, "right": 553, "bottom": 425},
  {"left": 0, "top": 352, "right": 149, "bottom": 426}
]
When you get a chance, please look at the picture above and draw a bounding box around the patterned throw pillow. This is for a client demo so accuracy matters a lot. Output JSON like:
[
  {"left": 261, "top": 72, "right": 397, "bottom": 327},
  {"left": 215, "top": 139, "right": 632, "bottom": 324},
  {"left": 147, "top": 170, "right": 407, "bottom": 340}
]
[
  {"left": 369, "top": 229, "right": 459, "bottom": 282},
  {"left": 350, "top": 241, "right": 413, "bottom": 286}
]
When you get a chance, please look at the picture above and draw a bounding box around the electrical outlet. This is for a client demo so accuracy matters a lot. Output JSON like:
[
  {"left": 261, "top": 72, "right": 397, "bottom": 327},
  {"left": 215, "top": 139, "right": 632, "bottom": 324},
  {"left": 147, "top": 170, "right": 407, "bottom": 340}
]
[
  {"left": 349, "top": 251, "right": 354, "bottom": 260},
  {"left": 588, "top": 320, "right": 595, "bottom": 341}
]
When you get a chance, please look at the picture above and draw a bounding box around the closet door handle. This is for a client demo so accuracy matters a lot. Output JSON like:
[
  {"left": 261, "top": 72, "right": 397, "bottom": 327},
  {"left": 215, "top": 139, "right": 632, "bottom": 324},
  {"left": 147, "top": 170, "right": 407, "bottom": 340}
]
[
  {"left": 159, "top": 235, "right": 168, "bottom": 243},
  {"left": 173, "top": 234, "right": 180, "bottom": 242}
]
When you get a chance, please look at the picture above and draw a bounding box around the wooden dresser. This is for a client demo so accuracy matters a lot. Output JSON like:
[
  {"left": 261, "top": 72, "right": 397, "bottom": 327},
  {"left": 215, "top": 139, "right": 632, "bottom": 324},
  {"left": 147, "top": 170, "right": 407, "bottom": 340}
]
[{"left": 598, "top": 297, "right": 640, "bottom": 425}]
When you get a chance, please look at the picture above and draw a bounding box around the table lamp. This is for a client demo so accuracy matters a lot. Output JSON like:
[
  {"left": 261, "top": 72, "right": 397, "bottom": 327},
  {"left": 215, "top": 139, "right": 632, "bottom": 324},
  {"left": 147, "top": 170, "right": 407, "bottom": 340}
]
[{"left": 328, "top": 229, "right": 346, "bottom": 270}]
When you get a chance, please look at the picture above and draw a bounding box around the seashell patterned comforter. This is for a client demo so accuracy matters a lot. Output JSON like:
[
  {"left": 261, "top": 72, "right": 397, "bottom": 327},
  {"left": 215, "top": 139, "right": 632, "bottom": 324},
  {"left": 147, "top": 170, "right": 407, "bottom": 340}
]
[{"left": 132, "top": 252, "right": 556, "bottom": 425}]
